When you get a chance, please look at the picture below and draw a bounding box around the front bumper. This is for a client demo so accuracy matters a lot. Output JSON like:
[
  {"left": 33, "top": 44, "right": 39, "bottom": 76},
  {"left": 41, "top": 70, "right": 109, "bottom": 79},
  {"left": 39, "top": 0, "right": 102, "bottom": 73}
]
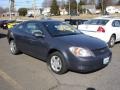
[{"left": 67, "top": 49, "right": 112, "bottom": 73}]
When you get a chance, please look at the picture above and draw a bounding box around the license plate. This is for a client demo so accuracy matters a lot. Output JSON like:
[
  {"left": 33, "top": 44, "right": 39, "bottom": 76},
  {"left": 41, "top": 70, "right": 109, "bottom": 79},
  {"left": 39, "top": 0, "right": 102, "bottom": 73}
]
[{"left": 103, "top": 57, "right": 109, "bottom": 64}]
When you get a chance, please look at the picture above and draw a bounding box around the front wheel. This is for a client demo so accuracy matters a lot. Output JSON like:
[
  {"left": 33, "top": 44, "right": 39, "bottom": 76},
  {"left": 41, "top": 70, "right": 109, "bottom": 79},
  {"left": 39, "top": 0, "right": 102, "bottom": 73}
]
[
  {"left": 47, "top": 52, "right": 68, "bottom": 74},
  {"left": 108, "top": 35, "right": 116, "bottom": 48},
  {"left": 10, "top": 40, "right": 20, "bottom": 55}
]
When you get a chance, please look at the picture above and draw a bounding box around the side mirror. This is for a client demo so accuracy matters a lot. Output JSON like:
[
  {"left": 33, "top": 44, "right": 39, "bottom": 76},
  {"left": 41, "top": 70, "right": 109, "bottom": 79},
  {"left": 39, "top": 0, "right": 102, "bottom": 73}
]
[{"left": 33, "top": 31, "right": 45, "bottom": 38}]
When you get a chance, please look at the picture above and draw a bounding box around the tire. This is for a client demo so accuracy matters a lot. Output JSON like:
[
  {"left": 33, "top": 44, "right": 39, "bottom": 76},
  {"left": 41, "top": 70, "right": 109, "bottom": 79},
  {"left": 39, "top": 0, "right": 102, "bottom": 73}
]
[
  {"left": 47, "top": 52, "right": 68, "bottom": 74},
  {"left": 108, "top": 35, "right": 115, "bottom": 48},
  {"left": 10, "top": 40, "right": 20, "bottom": 55}
]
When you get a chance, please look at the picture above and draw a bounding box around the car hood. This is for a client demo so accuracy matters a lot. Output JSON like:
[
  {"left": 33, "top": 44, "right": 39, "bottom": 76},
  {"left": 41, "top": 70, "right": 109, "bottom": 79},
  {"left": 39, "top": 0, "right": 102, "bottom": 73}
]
[{"left": 54, "top": 34, "right": 107, "bottom": 50}]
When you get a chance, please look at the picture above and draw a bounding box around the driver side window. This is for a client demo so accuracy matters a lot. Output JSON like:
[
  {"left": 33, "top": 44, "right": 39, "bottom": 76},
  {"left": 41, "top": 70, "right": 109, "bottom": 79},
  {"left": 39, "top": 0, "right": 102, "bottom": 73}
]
[{"left": 25, "top": 22, "right": 43, "bottom": 35}]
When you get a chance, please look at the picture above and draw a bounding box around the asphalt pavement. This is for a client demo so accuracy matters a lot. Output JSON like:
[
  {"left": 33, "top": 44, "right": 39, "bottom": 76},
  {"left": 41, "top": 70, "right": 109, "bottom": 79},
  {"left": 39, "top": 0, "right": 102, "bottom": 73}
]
[{"left": 0, "top": 29, "right": 120, "bottom": 90}]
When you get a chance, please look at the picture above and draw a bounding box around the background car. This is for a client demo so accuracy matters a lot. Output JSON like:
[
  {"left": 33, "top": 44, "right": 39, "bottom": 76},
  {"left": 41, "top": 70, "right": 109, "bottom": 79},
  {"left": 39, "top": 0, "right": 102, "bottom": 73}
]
[
  {"left": 27, "top": 14, "right": 34, "bottom": 17},
  {"left": 78, "top": 16, "right": 120, "bottom": 47},
  {"left": 65, "top": 19, "right": 88, "bottom": 28},
  {"left": 7, "top": 20, "right": 112, "bottom": 74},
  {"left": 6, "top": 20, "right": 17, "bottom": 29},
  {"left": 0, "top": 20, "right": 8, "bottom": 29},
  {"left": 2, "top": 20, "right": 23, "bottom": 29}
]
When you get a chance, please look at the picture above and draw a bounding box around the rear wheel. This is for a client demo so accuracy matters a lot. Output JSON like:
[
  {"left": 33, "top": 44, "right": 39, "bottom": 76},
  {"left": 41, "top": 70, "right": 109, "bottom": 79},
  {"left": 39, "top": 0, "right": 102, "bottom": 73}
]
[
  {"left": 108, "top": 35, "right": 115, "bottom": 47},
  {"left": 47, "top": 52, "right": 67, "bottom": 74},
  {"left": 10, "top": 40, "right": 20, "bottom": 55}
]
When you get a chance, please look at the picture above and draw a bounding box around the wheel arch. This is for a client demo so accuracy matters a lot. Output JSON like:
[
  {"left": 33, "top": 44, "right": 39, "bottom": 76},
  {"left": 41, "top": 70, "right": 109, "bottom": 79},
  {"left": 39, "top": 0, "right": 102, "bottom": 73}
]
[
  {"left": 8, "top": 37, "right": 14, "bottom": 44},
  {"left": 111, "top": 33, "right": 116, "bottom": 40},
  {"left": 8, "top": 31, "right": 15, "bottom": 44},
  {"left": 108, "top": 33, "right": 116, "bottom": 47},
  {"left": 47, "top": 48, "right": 70, "bottom": 67}
]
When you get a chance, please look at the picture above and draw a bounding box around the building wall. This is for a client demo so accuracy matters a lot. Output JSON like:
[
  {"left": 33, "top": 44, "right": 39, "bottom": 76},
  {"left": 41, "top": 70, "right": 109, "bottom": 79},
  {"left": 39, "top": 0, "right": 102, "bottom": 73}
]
[{"left": 27, "top": 9, "right": 42, "bottom": 16}]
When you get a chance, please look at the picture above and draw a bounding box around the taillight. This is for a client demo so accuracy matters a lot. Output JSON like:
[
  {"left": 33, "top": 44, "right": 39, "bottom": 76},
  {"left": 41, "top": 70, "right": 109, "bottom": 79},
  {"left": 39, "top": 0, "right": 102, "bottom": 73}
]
[{"left": 97, "top": 26, "right": 105, "bottom": 32}]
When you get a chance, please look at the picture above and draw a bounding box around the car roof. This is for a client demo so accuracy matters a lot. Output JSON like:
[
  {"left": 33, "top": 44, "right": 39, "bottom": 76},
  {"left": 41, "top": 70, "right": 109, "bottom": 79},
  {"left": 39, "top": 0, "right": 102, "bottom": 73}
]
[
  {"left": 24, "top": 19, "right": 61, "bottom": 23},
  {"left": 0, "top": 20, "right": 8, "bottom": 22},
  {"left": 17, "top": 19, "right": 61, "bottom": 26}
]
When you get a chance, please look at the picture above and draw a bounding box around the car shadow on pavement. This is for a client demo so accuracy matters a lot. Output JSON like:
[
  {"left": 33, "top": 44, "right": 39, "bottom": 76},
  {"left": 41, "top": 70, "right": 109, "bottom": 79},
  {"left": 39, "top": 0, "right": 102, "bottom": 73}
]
[
  {"left": 115, "top": 42, "right": 120, "bottom": 45},
  {"left": 87, "top": 87, "right": 96, "bottom": 90},
  {"left": 0, "top": 33, "right": 7, "bottom": 39}
]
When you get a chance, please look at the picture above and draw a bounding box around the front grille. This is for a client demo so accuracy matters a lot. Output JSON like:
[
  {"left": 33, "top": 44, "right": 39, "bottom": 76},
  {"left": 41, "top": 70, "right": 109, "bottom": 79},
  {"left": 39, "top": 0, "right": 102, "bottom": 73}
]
[{"left": 92, "top": 47, "right": 109, "bottom": 56}]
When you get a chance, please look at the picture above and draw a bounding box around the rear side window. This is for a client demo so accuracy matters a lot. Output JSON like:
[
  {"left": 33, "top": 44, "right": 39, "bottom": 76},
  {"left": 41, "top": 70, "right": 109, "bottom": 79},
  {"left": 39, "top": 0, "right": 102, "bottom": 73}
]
[
  {"left": 85, "top": 19, "right": 109, "bottom": 25},
  {"left": 112, "top": 20, "right": 120, "bottom": 27}
]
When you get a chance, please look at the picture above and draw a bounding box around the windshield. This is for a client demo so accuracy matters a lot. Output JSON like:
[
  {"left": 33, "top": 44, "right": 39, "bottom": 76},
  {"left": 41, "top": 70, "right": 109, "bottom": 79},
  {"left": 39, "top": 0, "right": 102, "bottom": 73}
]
[
  {"left": 43, "top": 21, "right": 81, "bottom": 37},
  {"left": 85, "top": 19, "right": 109, "bottom": 25}
]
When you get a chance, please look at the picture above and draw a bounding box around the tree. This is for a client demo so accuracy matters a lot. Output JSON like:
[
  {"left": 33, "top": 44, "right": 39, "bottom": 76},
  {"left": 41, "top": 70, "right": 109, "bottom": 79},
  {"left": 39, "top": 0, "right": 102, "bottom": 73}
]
[
  {"left": 42, "top": 0, "right": 52, "bottom": 8},
  {"left": 87, "top": 0, "right": 95, "bottom": 5},
  {"left": 100, "top": 0, "right": 115, "bottom": 14},
  {"left": 105, "top": 0, "right": 112, "bottom": 6},
  {"left": 78, "top": 1, "right": 85, "bottom": 13},
  {"left": 50, "top": 0, "right": 60, "bottom": 16},
  {"left": 117, "top": 0, "right": 120, "bottom": 5},
  {"left": 0, "top": 7, "right": 9, "bottom": 14},
  {"left": 79, "top": 0, "right": 87, "bottom": 4},
  {"left": 65, "top": 0, "right": 77, "bottom": 15},
  {"left": 10, "top": 0, "right": 15, "bottom": 12},
  {"left": 0, "top": 7, "right": 5, "bottom": 14},
  {"left": 101, "top": 0, "right": 116, "bottom": 14},
  {"left": 96, "top": 1, "right": 102, "bottom": 9},
  {"left": 18, "top": 8, "right": 27, "bottom": 16},
  {"left": 58, "top": 0, "right": 65, "bottom": 9},
  {"left": 4, "top": 8, "right": 9, "bottom": 12},
  {"left": 79, "top": 0, "right": 85, "bottom": 5}
]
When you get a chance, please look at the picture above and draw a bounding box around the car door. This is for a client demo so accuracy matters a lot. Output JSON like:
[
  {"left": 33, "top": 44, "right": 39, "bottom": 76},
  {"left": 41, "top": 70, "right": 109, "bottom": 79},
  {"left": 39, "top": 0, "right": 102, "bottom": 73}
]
[
  {"left": 13, "top": 22, "right": 35, "bottom": 54},
  {"left": 13, "top": 22, "right": 31, "bottom": 53},
  {"left": 112, "top": 20, "right": 120, "bottom": 41},
  {"left": 23, "top": 21, "right": 49, "bottom": 60}
]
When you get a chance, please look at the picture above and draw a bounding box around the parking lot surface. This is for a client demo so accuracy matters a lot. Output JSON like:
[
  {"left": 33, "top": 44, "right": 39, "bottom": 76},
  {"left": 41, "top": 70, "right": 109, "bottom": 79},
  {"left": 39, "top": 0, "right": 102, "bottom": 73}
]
[{"left": 0, "top": 29, "right": 120, "bottom": 90}]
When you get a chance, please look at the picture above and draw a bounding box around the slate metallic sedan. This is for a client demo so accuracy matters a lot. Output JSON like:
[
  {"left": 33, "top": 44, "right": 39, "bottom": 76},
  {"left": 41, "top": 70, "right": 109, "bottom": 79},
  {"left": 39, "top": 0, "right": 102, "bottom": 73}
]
[{"left": 7, "top": 20, "right": 112, "bottom": 74}]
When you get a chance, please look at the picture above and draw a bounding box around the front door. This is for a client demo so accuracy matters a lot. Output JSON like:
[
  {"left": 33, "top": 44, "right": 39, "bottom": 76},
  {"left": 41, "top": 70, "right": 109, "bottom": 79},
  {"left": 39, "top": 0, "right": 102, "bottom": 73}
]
[{"left": 22, "top": 22, "right": 49, "bottom": 60}]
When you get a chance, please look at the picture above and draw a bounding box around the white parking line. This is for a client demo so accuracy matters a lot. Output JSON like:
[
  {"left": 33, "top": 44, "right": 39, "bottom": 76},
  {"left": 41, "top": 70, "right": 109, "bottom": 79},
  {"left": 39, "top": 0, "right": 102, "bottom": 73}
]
[{"left": 0, "top": 69, "right": 24, "bottom": 90}]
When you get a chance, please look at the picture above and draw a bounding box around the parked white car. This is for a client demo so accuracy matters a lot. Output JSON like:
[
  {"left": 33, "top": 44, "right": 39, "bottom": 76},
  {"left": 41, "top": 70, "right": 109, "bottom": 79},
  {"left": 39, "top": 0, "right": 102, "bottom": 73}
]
[
  {"left": 78, "top": 16, "right": 120, "bottom": 47},
  {"left": 106, "top": 6, "right": 116, "bottom": 14}
]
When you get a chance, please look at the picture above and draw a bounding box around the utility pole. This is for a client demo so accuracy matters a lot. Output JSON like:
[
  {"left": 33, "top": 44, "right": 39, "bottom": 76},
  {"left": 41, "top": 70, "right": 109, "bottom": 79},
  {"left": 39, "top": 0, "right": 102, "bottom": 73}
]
[
  {"left": 101, "top": 0, "right": 104, "bottom": 14},
  {"left": 61, "top": 0, "right": 65, "bottom": 15},
  {"left": 33, "top": 0, "right": 36, "bottom": 18},
  {"left": 93, "top": 0, "right": 95, "bottom": 5},
  {"left": 11, "top": 0, "right": 15, "bottom": 12},
  {"left": 76, "top": 0, "right": 80, "bottom": 16},
  {"left": 9, "top": 0, "right": 15, "bottom": 20},
  {"left": 61, "top": 0, "right": 64, "bottom": 8},
  {"left": 9, "top": 0, "right": 12, "bottom": 20},
  {"left": 77, "top": 2, "right": 78, "bottom": 15},
  {"left": 69, "top": 0, "right": 70, "bottom": 15}
]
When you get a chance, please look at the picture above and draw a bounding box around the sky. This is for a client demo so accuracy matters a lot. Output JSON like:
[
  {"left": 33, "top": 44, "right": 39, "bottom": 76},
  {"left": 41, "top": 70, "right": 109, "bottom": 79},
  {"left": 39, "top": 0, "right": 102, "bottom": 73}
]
[
  {"left": 0, "top": 0, "right": 119, "bottom": 10},
  {"left": 0, "top": 0, "right": 44, "bottom": 9},
  {"left": 0, "top": 0, "right": 81, "bottom": 9}
]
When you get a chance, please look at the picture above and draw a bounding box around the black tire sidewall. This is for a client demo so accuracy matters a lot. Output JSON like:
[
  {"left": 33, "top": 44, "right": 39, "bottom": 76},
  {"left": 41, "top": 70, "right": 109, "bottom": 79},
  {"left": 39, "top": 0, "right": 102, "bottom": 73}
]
[
  {"left": 10, "top": 40, "right": 19, "bottom": 55},
  {"left": 47, "top": 52, "right": 67, "bottom": 74},
  {"left": 109, "top": 36, "right": 115, "bottom": 47}
]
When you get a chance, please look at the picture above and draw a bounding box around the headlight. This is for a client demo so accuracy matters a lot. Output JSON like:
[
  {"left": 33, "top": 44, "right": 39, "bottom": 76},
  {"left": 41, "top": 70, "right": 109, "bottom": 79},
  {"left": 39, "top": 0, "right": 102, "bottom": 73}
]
[{"left": 69, "top": 47, "right": 94, "bottom": 57}]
